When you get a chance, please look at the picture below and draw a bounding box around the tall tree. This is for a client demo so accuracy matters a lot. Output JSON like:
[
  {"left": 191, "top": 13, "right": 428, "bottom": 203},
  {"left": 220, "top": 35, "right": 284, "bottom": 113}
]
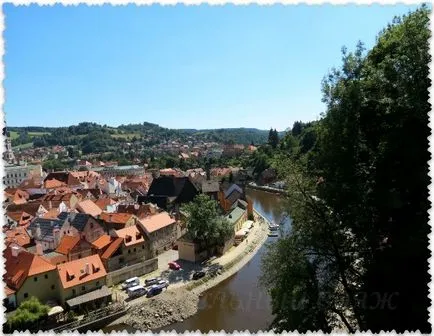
[
  {"left": 262, "top": 6, "right": 431, "bottom": 333},
  {"left": 182, "top": 194, "right": 233, "bottom": 251}
]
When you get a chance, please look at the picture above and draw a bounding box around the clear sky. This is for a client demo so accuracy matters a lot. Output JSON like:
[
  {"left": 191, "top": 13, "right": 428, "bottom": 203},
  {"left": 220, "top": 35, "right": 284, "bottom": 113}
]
[{"left": 3, "top": 4, "right": 421, "bottom": 131}]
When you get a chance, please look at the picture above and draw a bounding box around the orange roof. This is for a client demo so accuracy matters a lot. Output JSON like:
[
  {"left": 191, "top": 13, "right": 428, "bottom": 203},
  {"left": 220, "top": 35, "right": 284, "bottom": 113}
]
[
  {"left": 139, "top": 212, "right": 175, "bottom": 234},
  {"left": 56, "top": 235, "right": 80, "bottom": 255},
  {"left": 115, "top": 225, "right": 145, "bottom": 247},
  {"left": 5, "top": 246, "right": 56, "bottom": 290},
  {"left": 5, "top": 227, "right": 31, "bottom": 247},
  {"left": 76, "top": 199, "right": 102, "bottom": 217},
  {"left": 7, "top": 211, "right": 26, "bottom": 222},
  {"left": 100, "top": 212, "right": 133, "bottom": 224},
  {"left": 45, "top": 179, "right": 67, "bottom": 189},
  {"left": 95, "top": 198, "right": 116, "bottom": 210},
  {"left": 42, "top": 208, "right": 60, "bottom": 219},
  {"left": 5, "top": 286, "right": 15, "bottom": 296},
  {"left": 57, "top": 254, "right": 107, "bottom": 289},
  {"left": 12, "top": 189, "right": 29, "bottom": 204},
  {"left": 91, "top": 234, "right": 113, "bottom": 250},
  {"left": 6, "top": 211, "right": 34, "bottom": 226},
  {"left": 101, "top": 238, "right": 123, "bottom": 260}
]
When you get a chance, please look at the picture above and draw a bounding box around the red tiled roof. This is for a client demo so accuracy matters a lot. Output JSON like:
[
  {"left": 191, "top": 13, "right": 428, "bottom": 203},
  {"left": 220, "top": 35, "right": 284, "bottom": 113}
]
[
  {"left": 42, "top": 208, "right": 60, "bottom": 219},
  {"left": 76, "top": 199, "right": 102, "bottom": 217},
  {"left": 101, "top": 238, "right": 123, "bottom": 260},
  {"left": 115, "top": 225, "right": 145, "bottom": 247},
  {"left": 6, "top": 211, "right": 34, "bottom": 227},
  {"left": 94, "top": 198, "right": 116, "bottom": 210},
  {"left": 55, "top": 235, "right": 81, "bottom": 255},
  {"left": 100, "top": 212, "right": 133, "bottom": 224},
  {"left": 139, "top": 212, "right": 175, "bottom": 234},
  {"left": 5, "top": 246, "right": 56, "bottom": 290},
  {"left": 57, "top": 254, "right": 107, "bottom": 289},
  {"left": 91, "top": 234, "right": 113, "bottom": 250},
  {"left": 45, "top": 179, "right": 67, "bottom": 189},
  {"left": 5, "top": 286, "right": 15, "bottom": 296},
  {"left": 5, "top": 227, "right": 31, "bottom": 247}
]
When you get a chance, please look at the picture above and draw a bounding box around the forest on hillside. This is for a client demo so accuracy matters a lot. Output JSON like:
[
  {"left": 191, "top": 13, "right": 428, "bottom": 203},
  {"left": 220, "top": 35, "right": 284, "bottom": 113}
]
[{"left": 8, "top": 122, "right": 286, "bottom": 150}]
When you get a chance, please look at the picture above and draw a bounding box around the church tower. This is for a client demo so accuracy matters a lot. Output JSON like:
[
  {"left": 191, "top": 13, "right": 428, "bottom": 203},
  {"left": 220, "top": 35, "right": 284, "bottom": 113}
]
[{"left": 3, "top": 136, "right": 16, "bottom": 164}]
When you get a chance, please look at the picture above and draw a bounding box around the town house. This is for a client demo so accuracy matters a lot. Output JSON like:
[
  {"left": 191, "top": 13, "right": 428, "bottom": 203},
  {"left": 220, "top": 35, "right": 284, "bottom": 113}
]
[
  {"left": 56, "top": 254, "right": 109, "bottom": 308},
  {"left": 4, "top": 245, "right": 59, "bottom": 308},
  {"left": 57, "top": 212, "right": 106, "bottom": 243},
  {"left": 95, "top": 225, "right": 152, "bottom": 272},
  {"left": 55, "top": 235, "right": 93, "bottom": 261},
  {"left": 138, "top": 212, "right": 177, "bottom": 254}
]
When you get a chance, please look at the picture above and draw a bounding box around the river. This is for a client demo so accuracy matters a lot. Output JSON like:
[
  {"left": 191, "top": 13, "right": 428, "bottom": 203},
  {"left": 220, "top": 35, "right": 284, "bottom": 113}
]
[{"left": 103, "top": 188, "right": 290, "bottom": 333}]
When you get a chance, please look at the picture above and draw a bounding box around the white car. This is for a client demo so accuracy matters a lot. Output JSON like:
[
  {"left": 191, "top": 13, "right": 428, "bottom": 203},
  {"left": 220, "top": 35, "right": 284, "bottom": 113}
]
[{"left": 121, "top": 277, "right": 140, "bottom": 290}]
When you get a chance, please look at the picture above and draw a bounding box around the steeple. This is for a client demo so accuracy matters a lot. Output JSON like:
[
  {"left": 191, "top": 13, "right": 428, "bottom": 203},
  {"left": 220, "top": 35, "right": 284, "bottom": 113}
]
[{"left": 3, "top": 136, "right": 16, "bottom": 165}]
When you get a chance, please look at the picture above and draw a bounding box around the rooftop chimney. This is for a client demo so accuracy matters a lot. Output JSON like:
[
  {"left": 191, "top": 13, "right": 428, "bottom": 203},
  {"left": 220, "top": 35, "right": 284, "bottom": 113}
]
[
  {"left": 11, "top": 245, "right": 21, "bottom": 258},
  {"left": 84, "top": 263, "right": 91, "bottom": 275},
  {"left": 36, "top": 243, "right": 43, "bottom": 256}
]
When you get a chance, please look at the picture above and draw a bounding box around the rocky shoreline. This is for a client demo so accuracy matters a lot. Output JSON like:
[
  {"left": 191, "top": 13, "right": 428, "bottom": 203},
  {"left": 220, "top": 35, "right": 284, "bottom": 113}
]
[{"left": 123, "top": 289, "right": 200, "bottom": 331}]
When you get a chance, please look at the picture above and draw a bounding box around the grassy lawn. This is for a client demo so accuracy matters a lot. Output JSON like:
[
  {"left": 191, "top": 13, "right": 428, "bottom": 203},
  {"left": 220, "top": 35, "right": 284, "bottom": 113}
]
[
  {"left": 28, "top": 131, "right": 51, "bottom": 137},
  {"left": 9, "top": 131, "right": 19, "bottom": 140},
  {"left": 12, "top": 142, "right": 33, "bottom": 150}
]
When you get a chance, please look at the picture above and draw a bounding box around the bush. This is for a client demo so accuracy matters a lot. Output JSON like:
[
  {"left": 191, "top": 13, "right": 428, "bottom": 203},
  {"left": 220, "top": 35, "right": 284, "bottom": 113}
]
[{"left": 5, "top": 297, "right": 50, "bottom": 332}]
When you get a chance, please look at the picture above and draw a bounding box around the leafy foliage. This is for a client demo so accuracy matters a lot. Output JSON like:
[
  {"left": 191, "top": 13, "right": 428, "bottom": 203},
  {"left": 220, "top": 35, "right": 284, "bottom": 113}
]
[
  {"left": 182, "top": 194, "right": 233, "bottom": 250},
  {"left": 6, "top": 297, "right": 50, "bottom": 332},
  {"left": 262, "top": 6, "right": 430, "bottom": 333}
]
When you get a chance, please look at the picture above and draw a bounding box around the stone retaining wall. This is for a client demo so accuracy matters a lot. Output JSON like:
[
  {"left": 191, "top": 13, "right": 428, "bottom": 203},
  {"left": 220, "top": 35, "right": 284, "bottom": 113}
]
[{"left": 106, "top": 258, "right": 158, "bottom": 287}]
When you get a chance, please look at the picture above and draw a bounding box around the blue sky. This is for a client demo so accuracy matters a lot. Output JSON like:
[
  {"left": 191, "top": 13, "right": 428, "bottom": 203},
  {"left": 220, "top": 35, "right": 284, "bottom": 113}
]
[{"left": 3, "top": 4, "right": 421, "bottom": 131}]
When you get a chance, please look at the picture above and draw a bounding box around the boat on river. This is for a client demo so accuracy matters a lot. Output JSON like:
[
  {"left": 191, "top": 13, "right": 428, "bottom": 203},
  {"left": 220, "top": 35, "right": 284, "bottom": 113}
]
[{"left": 268, "top": 232, "right": 279, "bottom": 237}]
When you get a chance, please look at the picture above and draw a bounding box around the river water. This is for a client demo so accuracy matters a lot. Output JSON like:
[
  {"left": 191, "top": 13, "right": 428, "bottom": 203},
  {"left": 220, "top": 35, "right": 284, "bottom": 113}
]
[{"left": 103, "top": 189, "right": 290, "bottom": 333}]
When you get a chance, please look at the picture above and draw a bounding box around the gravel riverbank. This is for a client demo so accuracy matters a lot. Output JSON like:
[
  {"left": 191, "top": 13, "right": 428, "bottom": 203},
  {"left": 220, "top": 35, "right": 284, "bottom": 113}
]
[
  {"left": 107, "top": 212, "right": 270, "bottom": 332},
  {"left": 123, "top": 289, "right": 200, "bottom": 330}
]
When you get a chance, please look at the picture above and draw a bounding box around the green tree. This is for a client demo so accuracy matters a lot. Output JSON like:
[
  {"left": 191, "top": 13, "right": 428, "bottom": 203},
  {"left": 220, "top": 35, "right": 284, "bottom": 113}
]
[
  {"left": 6, "top": 297, "right": 50, "bottom": 332},
  {"left": 291, "top": 121, "right": 303, "bottom": 137},
  {"left": 182, "top": 194, "right": 233, "bottom": 251},
  {"left": 262, "top": 6, "right": 431, "bottom": 333}
]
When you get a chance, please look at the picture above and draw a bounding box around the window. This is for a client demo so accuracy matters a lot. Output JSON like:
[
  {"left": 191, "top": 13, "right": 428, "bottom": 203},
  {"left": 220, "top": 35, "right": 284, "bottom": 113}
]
[
  {"left": 90, "top": 223, "right": 94, "bottom": 229},
  {"left": 72, "top": 289, "right": 76, "bottom": 295},
  {"left": 142, "top": 245, "right": 145, "bottom": 250},
  {"left": 44, "top": 274, "right": 48, "bottom": 279},
  {"left": 34, "top": 277, "right": 38, "bottom": 282},
  {"left": 24, "top": 293, "right": 28, "bottom": 298},
  {"left": 96, "top": 281, "right": 100, "bottom": 287},
  {"left": 128, "top": 249, "right": 131, "bottom": 254},
  {"left": 82, "top": 286, "right": 85, "bottom": 291},
  {"left": 133, "top": 248, "right": 136, "bottom": 252},
  {"left": 51, "top": 285, "right": 55, "bottom": 290}
]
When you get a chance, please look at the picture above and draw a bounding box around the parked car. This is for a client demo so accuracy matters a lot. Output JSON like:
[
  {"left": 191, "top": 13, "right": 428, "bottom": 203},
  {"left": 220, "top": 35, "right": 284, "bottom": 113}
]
[
  {"left": 147, "top": 285, "right": 163, "bottom": 298},
  {"left": 192, "top": 271, "right": 206, "bottom": 280},
  {"left": 156, "top": 279, "right": 169, "bottom": 289},
  {"left": 145, "top": 277, "right": 162, "bottom": 286},
  {"left": 168, "top": 261, "right": 181, "bottom": 270},
  {"left": 208, "top": 265, "right": 223, "bottom": 277},
  {"left": 127, "top": 285, "right": 147, "bottom": 298},
  {"left": 121, "top": 277, "right": 140, "bottom": 290}
]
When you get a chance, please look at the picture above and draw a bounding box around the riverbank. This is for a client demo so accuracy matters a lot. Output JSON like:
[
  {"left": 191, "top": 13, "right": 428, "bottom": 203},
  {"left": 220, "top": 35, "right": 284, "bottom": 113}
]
[
  {"left": 106, "top": 212, "right": 270, "bottom": 331},
  {"left": 246, "top": 183, "right": 288, "bottom": 196}
]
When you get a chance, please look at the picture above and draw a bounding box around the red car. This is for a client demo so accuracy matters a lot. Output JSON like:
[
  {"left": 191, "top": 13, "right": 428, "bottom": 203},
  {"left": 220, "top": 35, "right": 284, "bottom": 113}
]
[{"left": 168, "top": 261, "right": 181, "bottom": 270}]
